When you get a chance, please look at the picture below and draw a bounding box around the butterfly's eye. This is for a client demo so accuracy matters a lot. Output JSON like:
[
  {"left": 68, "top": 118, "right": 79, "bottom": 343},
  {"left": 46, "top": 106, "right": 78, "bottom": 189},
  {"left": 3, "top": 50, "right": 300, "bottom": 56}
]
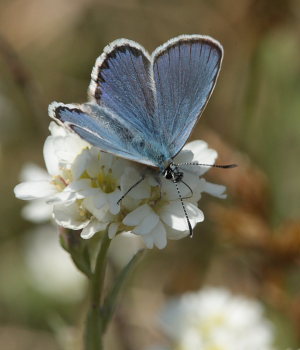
[
  {"left": 164, "top": 170, "right": 173, "bottom": 180},
  {"left": 163, "top": 164, "right": 184, "bottom": 182},
  {"left": 163, "top": 166, "right": 173, "bottom": 180}
]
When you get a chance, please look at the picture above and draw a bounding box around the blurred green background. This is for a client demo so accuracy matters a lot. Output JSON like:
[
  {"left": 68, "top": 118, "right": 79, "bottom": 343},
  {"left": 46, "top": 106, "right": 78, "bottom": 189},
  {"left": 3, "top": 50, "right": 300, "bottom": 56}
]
[{"left": 1, "top": 0, "right": 300, "bottom": 349}]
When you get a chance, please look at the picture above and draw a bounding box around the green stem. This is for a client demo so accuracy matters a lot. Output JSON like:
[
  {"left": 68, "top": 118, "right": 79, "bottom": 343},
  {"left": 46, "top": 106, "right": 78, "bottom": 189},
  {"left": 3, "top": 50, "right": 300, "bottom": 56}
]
[{"left": 85, "top": 231, "right": 111, "bottom": 350}]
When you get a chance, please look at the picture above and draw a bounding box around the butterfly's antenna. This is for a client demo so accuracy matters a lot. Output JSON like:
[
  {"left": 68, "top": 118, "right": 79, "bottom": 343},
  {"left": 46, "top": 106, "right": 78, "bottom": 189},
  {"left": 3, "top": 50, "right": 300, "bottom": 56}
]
[
  {"left": 176, "top": 162, "right": 237, "bottom": 169},
  {"left": 117, "top": 175, "right": 145, "bottom": 205},
  {"left": 173, "top": 180, "right": 193, "bottom": 237}
]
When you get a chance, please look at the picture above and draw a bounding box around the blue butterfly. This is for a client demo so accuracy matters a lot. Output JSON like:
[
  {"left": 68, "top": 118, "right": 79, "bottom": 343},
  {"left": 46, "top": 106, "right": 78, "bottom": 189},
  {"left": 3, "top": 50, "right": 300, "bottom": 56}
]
[{"left": 49, "top": 35, "right": 232, "bottom": 234}]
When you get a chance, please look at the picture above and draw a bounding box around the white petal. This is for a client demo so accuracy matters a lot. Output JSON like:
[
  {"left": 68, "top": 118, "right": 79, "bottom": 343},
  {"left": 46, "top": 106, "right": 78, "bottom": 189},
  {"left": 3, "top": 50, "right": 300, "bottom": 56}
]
[
  {"left": 185, "top": 202, "right": 204, "bottom": 227},
  {"left": 54, "top": 134, "right": 88, "bottom": 166},
  {"left": 20, "top": 163, "right": 50, "bottom": 182},
  {"left": 108, "top": 222, "right": 119, "bottom": 239},
  {"left": 152, "top": 221, "right": 167, "bottom": 249},
  {"left": 107, "top": 191, "right": 121, "bottom": 215},
  {"left": 68, "top": 178, "right": 92, "bottom": 193},
  {"left": 81, "top": 219, "right": 108, "bottom": 239},
  {"left": 177, "top": 140, "right": 218, "bottom": 176},
  {"left": 14, "top": 181, "right": 56, "bottom": 200},
  {"left": 86, "top": 150, "right": 101, "bottom": 177},
  {"left": 160, "top": 201, "right": 204, "bottom": 231},
  {"left": 161, "top": 173, "right": 198, "bottom": 201},
  {"left": 83, "top": 197, "right": 108, "bottom": 221},
  {"left": 98, "top": 151, "right": 114, "bottom": 170},
  {"left": 121, "top": 167, "right": 150, "bottom": 200},
  {"left": 133, "top": 210, "right": 159, "bottom": 235},
  {"left": 173, "top": 148, "right": 194, "bottom": 164},
  {"left": 203, "top": 180, "right": 227, "bottom": 199},
  {"left": 71, "top": 150, "right": 90, "bottom": 179},
  {"left": 140, "top": 220, "right": 167, "bottom": 249},
  {"left": 142, "top": 233, "right": 154, "bottom": 249},
  {"left": 92, "top": 193, "right": 107, "bottom": 209},
  {"left": 49, "top": 180, "right": 95, "bottom": 205},
  {"left": 43, "top": 135, "right": 60, "bottom": 176},
  {"left": 146, "top": 173, "right": 159, "bottom": 187},
  {"left": 47, "top": 189, "right": 78, "bottom": 204},
  {"left": 123, "top": 204, "right": 152, "bottom": 226},
  {"left": 183, "top": 140, "right": 208, "bottom": 154},
  {"left": 193, "top": 148, "right": 218, "bottom": 175},
  {"left": 49, "top": 121, "right": 67, "bottom": 137},
  {"left": 110, "top": 157, "right": 132, "bottom": 179},
  {"left": 21, "top": 200, "right": 53, "bottom": 223},
  {"left": 173, "top": 140, "right": 208, "bottom": 172},
  {"left": 159, "top": 201, "right": 188, "bottom": 231},
  {"left": 53, "top": 202, "right": 90, "bottom": 229},
  {"left": 165, "top": 225, "right": 190, "bottom": 240}
]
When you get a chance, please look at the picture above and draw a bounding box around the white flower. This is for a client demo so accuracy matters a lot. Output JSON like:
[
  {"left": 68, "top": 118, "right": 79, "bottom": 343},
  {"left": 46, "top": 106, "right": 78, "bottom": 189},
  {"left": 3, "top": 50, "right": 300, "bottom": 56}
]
[
  {"left": 17, "top": 163, "right": 53, "bottom": 223},
  {"left": 159, "top": 287, "right": 276, "bottom": 350},
  {"left": 24, "top": 225, "right": 86, "bottom": 302},
  {"left": 15, "top": 122, "right": 226, "bottom": 249},
  {"left": 121, "top": 140, "right": 226, "bottom": 248}
]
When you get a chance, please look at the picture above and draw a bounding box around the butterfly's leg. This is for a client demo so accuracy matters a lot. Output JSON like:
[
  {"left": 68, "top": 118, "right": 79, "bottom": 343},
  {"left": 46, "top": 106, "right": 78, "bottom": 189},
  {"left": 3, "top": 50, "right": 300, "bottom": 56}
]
[
  {"left": 117, "top": 175, "right": 145, "bottom": 205},
  {"left": 173, "top": 180, "right": 193, "bottom": 237},
  {"left": 180, "top": 180, "right": 193, "bottom": 200}
]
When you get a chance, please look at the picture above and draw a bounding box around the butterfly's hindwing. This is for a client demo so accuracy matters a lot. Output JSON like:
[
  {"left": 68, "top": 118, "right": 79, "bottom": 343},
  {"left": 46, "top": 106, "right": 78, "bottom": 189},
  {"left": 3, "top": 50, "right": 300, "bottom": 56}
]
[{"left": 49, "top": 102, "right": 166, "bottom": 168}]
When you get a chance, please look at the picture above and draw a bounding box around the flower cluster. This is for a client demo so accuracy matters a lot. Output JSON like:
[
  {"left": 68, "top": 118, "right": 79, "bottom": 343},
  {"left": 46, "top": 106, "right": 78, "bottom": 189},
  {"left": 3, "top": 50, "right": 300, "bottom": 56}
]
[
  {"left": 157, "top": 287, "right": 276, "bottom": 350},
  {"left": 14, "top": 122, "right": 226, "bottom": 249}
]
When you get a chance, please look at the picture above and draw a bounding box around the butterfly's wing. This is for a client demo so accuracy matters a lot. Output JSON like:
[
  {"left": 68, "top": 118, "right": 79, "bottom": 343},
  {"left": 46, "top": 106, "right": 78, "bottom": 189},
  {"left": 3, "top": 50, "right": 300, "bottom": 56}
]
[
  {"left": 49, "top": 102, "right": 158, "bottom": 167},
  {"left": 152, "top": 35, "right": 223, "bottom": 158},
  {"left": 88, "top": 39, "right": 156, "bottom": 137},
  {"left": 50, "top": 35, "right": 222, "bottom": 168}
]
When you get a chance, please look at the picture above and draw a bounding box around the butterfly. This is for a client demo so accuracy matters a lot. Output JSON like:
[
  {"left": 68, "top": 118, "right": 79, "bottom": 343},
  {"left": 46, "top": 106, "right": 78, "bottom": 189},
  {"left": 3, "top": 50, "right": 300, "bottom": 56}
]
[{"left": 49, "top": 35, "right": 234, "bottom": 235}]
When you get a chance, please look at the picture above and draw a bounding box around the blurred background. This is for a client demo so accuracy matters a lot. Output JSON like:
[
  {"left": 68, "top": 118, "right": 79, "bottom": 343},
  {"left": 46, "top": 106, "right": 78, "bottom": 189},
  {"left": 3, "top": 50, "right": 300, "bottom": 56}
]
[{"left": 1, "top": 0, "right": 300, "bottom": 349}]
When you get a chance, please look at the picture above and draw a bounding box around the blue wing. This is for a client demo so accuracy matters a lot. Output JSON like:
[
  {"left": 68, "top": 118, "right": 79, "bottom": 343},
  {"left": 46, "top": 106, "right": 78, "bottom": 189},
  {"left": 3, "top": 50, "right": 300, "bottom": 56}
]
[
  {"left": 49, "top": 102, "right": 159, "bottom": 167},
  {"left": 152, "top": 35, "right": 223, "bottom": 157},
  {"left": 88, "top": 39, "right": 156, "bottom": 137},
  {"left": 50, "top": 35, "right": 223, "bottom": 169}
]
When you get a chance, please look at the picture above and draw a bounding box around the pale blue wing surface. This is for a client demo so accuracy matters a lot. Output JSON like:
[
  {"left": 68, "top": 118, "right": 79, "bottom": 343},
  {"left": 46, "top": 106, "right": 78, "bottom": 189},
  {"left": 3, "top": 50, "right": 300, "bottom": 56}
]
[
  {"left": 49, "top": 102, "right": 159, "bottom": 167},
  {"left": 88, "top": 40, "right": 156, "bottom": 136},
  {"left": 152, "top": 36, "right": 223, "bottom": 157}
]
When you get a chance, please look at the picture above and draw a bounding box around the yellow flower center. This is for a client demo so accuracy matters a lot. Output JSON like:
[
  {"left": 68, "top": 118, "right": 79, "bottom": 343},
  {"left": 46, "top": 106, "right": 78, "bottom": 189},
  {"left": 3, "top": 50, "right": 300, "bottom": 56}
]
[{"left": 81, "top": 166, "right": 118, "bottom": 193}]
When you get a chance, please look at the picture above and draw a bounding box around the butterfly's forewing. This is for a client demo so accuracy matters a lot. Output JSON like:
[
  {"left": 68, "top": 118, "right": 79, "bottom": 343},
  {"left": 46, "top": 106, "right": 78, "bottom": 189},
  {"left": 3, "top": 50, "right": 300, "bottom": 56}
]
[
  {"left": 88, "top": 39, "right": 156, "bottom": 137},
  {"left": 152, "top": 35, "right": 223, "bottom": 158},
  {"left": 49, "top": 102, "right": 157, "bottom": 167}
]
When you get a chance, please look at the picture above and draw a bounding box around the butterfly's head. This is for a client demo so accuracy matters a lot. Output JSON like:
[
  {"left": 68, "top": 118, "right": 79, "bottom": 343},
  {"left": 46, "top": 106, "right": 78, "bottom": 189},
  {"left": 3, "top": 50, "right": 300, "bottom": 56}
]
[{"left": 163, "top": 163, "right": 183, "bottom": 183}]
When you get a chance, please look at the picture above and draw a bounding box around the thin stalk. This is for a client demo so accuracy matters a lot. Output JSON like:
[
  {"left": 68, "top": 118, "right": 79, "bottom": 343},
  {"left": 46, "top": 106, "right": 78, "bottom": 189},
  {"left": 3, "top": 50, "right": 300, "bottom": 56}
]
[{"left": 85, "top": 231, "right": 111, "bottom": 350}]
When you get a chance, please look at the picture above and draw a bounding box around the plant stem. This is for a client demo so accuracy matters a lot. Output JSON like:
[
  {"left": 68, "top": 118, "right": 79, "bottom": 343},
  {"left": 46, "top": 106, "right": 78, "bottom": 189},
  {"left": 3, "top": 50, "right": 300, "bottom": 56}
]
[{"left": 85, "top": 231, "right": 111, "bottom": 350}]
